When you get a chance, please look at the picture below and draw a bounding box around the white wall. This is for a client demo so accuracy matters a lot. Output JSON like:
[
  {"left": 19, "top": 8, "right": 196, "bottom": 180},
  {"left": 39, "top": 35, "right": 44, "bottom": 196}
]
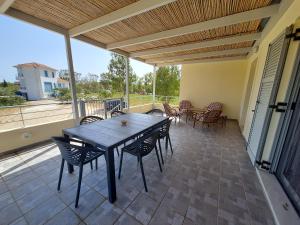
[{"left": 19, "top": 67, "right": 43, "bottom": 100}]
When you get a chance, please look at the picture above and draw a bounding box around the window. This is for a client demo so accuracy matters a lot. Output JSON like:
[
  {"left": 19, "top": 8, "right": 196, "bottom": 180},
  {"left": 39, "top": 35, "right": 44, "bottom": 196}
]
[
  {"left": 44, "top": 70, "right": 48, "bottom": 77},
  {"left": 44, "top": 82, "right": 53, "bottom": 92},
  {"left": 53, "top": 83, "right": 56, "bottom": 88},
  {"left": 52, "top": 72, "right": 55, "bottom": 78},
  {"left": 58, "top": 83, "right": 62, "bottom": 88}
]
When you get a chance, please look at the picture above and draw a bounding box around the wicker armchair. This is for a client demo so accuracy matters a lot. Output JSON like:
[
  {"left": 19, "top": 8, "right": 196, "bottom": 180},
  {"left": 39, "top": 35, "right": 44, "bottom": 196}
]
[
  {"left": 206, "top": 102, "right": 223, "bottom": 111},
  {"left": 193, "top": 110, "right": 222, "bottom": 128},
  {"left": 179, "top": 100, "right": 192, "bottom": 123},
  {"left": 163, "top": 103, "right": 182, "bottom": 124}
]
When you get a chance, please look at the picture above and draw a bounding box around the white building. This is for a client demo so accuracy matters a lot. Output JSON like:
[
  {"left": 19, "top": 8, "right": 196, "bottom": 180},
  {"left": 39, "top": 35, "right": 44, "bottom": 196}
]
[{"left": 14, "top": 63, "right": 69, "bottom": 100}]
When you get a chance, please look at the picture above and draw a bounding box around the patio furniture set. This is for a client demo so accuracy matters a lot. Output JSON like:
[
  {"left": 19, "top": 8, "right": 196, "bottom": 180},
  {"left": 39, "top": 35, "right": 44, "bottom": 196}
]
[
  {"left": 52, "top": 111, "right": 173, "bottom": 208},
  {"left": 163, "top": 100, "right": 227, "bottom": 128}
]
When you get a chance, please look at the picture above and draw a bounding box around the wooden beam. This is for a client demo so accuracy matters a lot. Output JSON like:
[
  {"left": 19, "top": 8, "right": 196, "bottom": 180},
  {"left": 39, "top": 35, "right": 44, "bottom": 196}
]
[
  {"left": 0, "top": 0, "right": 15, "bottom": 13},
  {"left": 146, "top": 47, "right": 252, "bottom": 63},
  {"left": 69, "top": 0, "right": 176, "bottom": 37},
  {"left": 107, "top": 4, "right": 278, "bottom": 50},
  {"left": 5, "top": 8, "right": 67, "bottom": 34},
  {"left": 158, "top": 56, "right": 247, "bottom": 66},
  {"left": 131, "top": 32, "right": 261, "bottom": 57}
]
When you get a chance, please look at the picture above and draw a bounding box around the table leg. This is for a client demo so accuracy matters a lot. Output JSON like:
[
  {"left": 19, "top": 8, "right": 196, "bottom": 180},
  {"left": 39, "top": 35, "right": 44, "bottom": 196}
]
[
  {"left": 106, "top": 147, "right": 117, "bottom": 203},
  {"left": 64, "top": 134, "right": 74, "bottom": 173}
]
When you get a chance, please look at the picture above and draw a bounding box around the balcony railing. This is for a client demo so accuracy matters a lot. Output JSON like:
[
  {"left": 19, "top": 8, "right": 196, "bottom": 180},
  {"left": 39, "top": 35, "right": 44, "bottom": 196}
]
[{"left": 0, "top": 95, "right": 179, "bottom": 132}]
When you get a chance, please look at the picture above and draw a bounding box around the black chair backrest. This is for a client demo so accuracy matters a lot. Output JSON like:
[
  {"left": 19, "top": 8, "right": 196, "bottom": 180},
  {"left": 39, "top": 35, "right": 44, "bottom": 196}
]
[
  {"left": 52, "top": 136, "right": 86, "bottom": 166},
  {"left": 111, "top": 110, "right": 126, "bottom": 118},
  {"left": 160, "top": 118, "right": 172, "bottom": 137},
  {"left": 137, "top": 129, "right": 160, "bottom": 156},
  {"left": 145, "top": 109, "right": 164, "bottom": 116},
  {"left": 80, "top": 116, "right": 103, "bottom": 125}
]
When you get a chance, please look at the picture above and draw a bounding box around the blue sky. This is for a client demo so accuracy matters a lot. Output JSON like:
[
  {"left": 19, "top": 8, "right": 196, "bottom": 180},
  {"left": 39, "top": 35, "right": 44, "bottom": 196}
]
[{"left": 0, "top": 14, "right": 153, "bottom": 83}]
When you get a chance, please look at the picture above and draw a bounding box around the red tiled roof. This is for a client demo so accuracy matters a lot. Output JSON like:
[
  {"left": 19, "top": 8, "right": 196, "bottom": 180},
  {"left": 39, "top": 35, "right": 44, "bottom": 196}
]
[{"left": 14, "top": 62, "right": 57, "bottom": 71}]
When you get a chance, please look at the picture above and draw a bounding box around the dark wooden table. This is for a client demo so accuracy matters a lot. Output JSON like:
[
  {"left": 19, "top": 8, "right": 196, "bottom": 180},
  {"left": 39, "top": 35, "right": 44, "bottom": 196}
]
[{"left": 63, "top": 113, "right": 168, "bottom": 203}]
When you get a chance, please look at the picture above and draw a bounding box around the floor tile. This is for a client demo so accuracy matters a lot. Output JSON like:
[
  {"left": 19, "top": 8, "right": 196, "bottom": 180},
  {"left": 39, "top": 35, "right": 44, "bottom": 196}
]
[
  {"left": 0, "top": 202, "right": 22, "bottom": 225},
  {"left": 84, "top": 200, "right": 122, "bottom": 225},
  {"left": 24, "top": 196, "right": 66, "bottom": 225},
  {"left": 126, "top": 193, "right": 159, "bottom": 225}
]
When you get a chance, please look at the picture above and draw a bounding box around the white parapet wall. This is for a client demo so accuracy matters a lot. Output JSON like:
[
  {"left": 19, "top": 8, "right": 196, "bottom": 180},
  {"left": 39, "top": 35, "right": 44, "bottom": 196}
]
[{"left": 0, "top": 119, "right": 76, "bottom": 154}]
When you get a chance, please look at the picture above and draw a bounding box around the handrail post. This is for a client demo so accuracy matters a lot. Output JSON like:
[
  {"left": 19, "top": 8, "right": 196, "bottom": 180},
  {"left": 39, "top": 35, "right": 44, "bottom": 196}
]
[
  {"left": 120, "top": 97, "right": 123, "bottom": 111},
  {"left": 79, "top": 100, "right": 86, "bottom": 117},
  {"left": 19, "top": 106, "right": 25, "bottom": 127},
  {"left": 104, "top": 100, "right": 107, "bottom": 119}
]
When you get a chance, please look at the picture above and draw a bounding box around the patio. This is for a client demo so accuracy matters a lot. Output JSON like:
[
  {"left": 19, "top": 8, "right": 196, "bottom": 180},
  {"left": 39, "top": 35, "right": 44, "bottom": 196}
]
[{"left": 0, "top": 120, "right": 274, "bottom": 225}]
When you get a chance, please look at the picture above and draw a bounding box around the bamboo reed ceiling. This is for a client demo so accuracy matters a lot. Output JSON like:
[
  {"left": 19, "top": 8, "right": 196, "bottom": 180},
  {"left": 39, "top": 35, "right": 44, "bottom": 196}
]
[
  {"left": 144, "top": 41, "right": 254, "bottom": 60},
  {"left": 10, "top": 0, "right": 274, "bottom": 64},
  {"left": 120, "top": 22, "right": 260, "bottom": 53},
  {"left": 173, "top": 53, "right": 249, "bottom": 64},
  {"left": 84, "top": 0, "right": 271, "bottom": 44},
  {"left": 12, "top": 0, "right": 138, "bottom": 29}
]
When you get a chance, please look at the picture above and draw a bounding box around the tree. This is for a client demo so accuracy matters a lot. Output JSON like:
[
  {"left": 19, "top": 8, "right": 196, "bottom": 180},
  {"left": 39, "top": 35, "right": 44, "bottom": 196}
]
[
  {"left": 102, "top": 53, "right": 136, "bottom": 95},
  {"left": 0, "top": 81, "right": 25, "bottom": 106},
  {"left": 2, "top": 79, "right": 8, "bottom": 87},
  {"left": 155, "top": 66, "right": 180, "bottom": 96},
  {"left": 143, "top": 72, "right": 153, "bottom": 94}
]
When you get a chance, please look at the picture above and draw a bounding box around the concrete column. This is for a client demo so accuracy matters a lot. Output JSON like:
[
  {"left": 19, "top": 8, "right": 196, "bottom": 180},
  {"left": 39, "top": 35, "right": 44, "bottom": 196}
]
[
  {"left": 125, "top": 57, "right": 130, "bottom": 109},
  {"left": 152, "top": 65, "right": 157, "bottom": 107},
  {"left": 64, "top": 34, "right": 79, "bottom": 123}
]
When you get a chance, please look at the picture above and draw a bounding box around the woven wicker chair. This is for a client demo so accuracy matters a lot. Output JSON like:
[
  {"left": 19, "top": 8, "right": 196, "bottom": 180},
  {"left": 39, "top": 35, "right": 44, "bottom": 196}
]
[
  {"left": 193, "top": 110, "right": 222, "bottom": 128},
  {"left": 179, "top": 100, "right": 192, "bottom": 123},
  {"left": 52, "top": 136, "right": 105, "bottom": 208},
  {"left": 206, "top": 102, "right": 223, "bottom": 111},
  {"left": 118, "top": 129, "right": 162, "bottom": 192},
  {"left": 163, "top": 103, "right": 182, "bottom": 124}
]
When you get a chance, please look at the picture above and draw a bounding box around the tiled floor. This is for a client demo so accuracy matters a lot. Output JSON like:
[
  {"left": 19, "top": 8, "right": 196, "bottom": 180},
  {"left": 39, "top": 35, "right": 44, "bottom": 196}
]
[{"left": 0, "top": 120, "right": 275, "bottom": 225}]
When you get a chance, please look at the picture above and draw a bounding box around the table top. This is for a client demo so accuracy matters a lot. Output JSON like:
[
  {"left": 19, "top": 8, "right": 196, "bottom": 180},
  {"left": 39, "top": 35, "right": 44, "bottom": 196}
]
[{"left": 63, "top": 113, "right": 168, "bottom": 150}]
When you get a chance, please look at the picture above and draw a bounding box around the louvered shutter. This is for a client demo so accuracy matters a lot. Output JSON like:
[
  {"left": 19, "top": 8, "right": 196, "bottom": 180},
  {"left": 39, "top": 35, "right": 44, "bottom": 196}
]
[{"left": 247, "top": 27, "right": 293, "bottom": 164}]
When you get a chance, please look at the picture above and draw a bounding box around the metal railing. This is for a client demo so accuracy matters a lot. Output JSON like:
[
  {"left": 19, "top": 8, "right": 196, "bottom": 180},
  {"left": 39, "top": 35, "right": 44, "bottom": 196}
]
[
  {"left": 0, "top": 102, "right": 74, "bottom": 131},
  {"left": 0, "top": 95, "right": 179, "bottom": 132}
]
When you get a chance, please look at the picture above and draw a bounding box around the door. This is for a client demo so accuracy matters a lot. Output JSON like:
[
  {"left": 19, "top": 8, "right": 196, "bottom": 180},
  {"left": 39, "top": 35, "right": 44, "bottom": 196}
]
[
  {"left": 276, "top": 88, "right": 300, "bottom": 214},
  {"left": 247, "top": 27, "right": 293, "bottom": 163},
  {"left": 240, "top": 58, "right": 257, "bottom": 128}
]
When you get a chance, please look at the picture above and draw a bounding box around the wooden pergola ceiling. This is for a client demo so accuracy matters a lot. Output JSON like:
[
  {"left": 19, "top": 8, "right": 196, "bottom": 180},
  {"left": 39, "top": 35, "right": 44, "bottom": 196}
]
[{"left": 2, "top": 0, "right": 281, "bottom": 66}]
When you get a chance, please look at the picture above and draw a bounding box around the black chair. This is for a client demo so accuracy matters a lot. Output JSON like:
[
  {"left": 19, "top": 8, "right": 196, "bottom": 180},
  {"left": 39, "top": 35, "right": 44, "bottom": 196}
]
[
  {"left": 111, "top": 110, "right": 126, "bottom": 118},
  {"left": 118, "top": 130, "right": 162, "bottom": 192},
  {"left": 157, "top": 118, "right": 173, "bottom": 165},
  {"left": 79, "top": 116, "right": 110, "bottom": 162},
  {"left": 52, "top": 136, "right": 105, "bottom": 208},
  {"left": 80, "top": 115, "right": 104, "bottom": 124},
  {"left": 145, "top": 109, "right": 164, "bottom": 116},
  {"left": 110, "top": 111, "right": 126, "bottom": 154}
]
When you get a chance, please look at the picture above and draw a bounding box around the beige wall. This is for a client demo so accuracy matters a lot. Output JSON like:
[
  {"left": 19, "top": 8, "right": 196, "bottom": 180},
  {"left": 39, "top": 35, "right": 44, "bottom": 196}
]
[
  {"left": 241, "top": 0, "right": 300, "bottom": 161},
  {"left": 0, "top": 119, "right": 75, "bottom": 153},
  {"left": 0, "top": 104, "right": 154, "bottom": 154},
  {"left": 180, "top": 60, "right": 248, "bottom": 120}
]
